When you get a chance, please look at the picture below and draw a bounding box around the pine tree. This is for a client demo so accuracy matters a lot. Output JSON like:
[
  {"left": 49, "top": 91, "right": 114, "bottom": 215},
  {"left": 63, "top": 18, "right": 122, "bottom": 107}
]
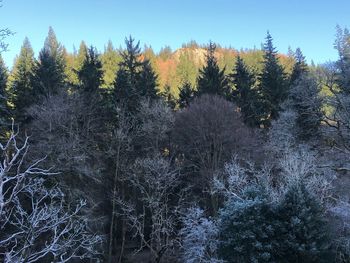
[
  {"left": 77, "top": 46, "right": 103, "bottom": 93},
  {"left": 277, "top": 182, "right": 330, "bottom": 263},
  {"left": 178, "top": 81, "right": 194, "bottom": 109},
  {"left": 259, "top": 32, "right": 288, "bottom": 123},
  {"left": 34, "top": 27, "right": 66, "bottom": 98},
  {"left": 196, "top": 42, "right": 229, "bottom": 98},
  {"left": 230, "top": 55, "right": 262, "bottom": 127},
  {"left": 0, "top": 55, "right": 9, "bottom": 132},
  {"left": 10, "top": 37, "right": 36, "bottom": 125},
  {"left": 290, "top": 48, "right": 308, "bottom": 85}
]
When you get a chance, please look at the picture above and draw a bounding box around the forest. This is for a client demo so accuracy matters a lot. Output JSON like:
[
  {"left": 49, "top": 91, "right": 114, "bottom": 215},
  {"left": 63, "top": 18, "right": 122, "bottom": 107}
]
[{"left": 1, "top": 23, "right": 350, "bottom": 263}]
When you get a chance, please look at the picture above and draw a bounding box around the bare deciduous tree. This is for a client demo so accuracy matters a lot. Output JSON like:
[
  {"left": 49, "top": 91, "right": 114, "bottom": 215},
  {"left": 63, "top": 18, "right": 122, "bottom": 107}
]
[
  {"left": 0, "top": 128, "right": 101, "bottom": 262},
  {"left": 117, "top": 155, "right": 182, "bottom": 263}
]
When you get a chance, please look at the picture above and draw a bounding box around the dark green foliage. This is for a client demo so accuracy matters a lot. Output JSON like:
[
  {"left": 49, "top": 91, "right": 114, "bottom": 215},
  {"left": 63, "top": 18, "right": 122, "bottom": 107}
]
[
  {"left": 290, "top": 48, "right": 308, "bottom": 85},
  {"left": 177, "top": 81, "right": 194, "bottom": 109},
  {"left": 34, "top": 27, "right": 66, "bottom": 98},
  {"left": 77, "top": 46, "right": 103, "bottom": 93},
  {"left": 276, "top": 182, "right": 331, "bottom": 263},
  {"left": 290, "top": 75, "right": 323, "bottom": 141},
  {"left": 218, "top": 186, "right": 278, "bottom": 263},
  {"left": 259, "top": 32, "right": 288, "bottom": 123},
  {"left": 230, "top": 55, "right": 262, "bottom": 127},
  {"left": 196, "top": 42, "right": 230, "bottom": 98},
  {"left": 218, "top": 182, "right": 332, "bottom": 263},
  {"left": 137, "top": 59, "right": 159, "bottom": 99},
  {"left": 161, "top": 84, "right": 176, "bottom": 109},
  {"left": 114, "top": 36, "right": 159, "bottom": 114},
  {"left": 0, "top": 55, "right": 9, "bottom": 131},
  {"left": 11, "top": 37, "right": 36, "bottom": 125}
]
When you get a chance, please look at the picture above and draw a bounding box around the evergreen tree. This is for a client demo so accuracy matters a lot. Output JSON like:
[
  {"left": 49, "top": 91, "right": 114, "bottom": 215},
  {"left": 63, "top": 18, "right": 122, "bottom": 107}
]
[
  {"left": 114, "top": 36, "right": 142, "bottom": 114},
  {"left": 290, "top": 48, "right": 308, "bottom": 85},
  {"left": 66, "top": 41, "right": 88, "bottom": 86},
  {"left": 137, "top": 59, "right": 159, "bottom": 99},
  {"left": 34, "top": 27, "right": 66, "bottom": 98},
  {"left": 259, "top": 32, "right": 288, "bottom": 123},
  {"left": 218, "top": 186, "right": 278, "bottom": 263},
  {"left": 289, "top": 75, "right": 323, "bottom": 141},
  {"left": 0, "top": 55, "right": 8, "bottom": 132},
  {"left": 277, "top": 182, "right": 330, "bottom": 263},
  {"left": 230, "top": 55, "right": 262, "bottom": 127},
  {"left": 77, "top": 46, "right": 103, "bottom": 93},
  {"left": 196, "top": 42, "right": 229, "bottom": 98},
  {"left": 114, "top": 36, "right": 158, "bottom": 113},
  {"left": 101, "top": 40, "right": 121, "bottom": 89},
  {"left": 10, "top": 37, "right": 36, "bottom": 124},
  {"left": 160, "top": 84, "right": 176, "bottom": 110},
  {"left": 177, "top": 81, "right": 194, "bottom": 109}
]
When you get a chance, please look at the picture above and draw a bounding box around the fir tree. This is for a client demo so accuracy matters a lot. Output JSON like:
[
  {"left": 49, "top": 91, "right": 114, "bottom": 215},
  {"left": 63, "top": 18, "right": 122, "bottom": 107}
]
[
  {"left": 77, "top": 46, "right": 103, "bottom": 93},
  {"left": 230, "top": 55, "right": 262, "bottom": 127},
  {"left": 34, "top": 27, "right": 66, "bottom": 98},
  {"left": 290, "top": 48, "right": 308, "bottom": 85},
  {"left": 277, "top": 182, "right": 331, "bottom": 263},
  {"left": 196, "top": 42, "right": 229, "bottom": 98},
  {"left": 178, "top": 81, "right": 194, "bottom": 109},
  {"left": 259, "top": 32, "right": 288, "bottom": 123},
  {"left": 10, "top": 37, "right": 36, "bottom": 125}
]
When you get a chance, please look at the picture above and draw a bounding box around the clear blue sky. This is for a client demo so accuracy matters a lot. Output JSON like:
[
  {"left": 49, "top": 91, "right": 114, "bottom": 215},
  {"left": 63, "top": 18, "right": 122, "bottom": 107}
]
[{"left": 0, "top": 0, "right": 349, "bottom": 67}]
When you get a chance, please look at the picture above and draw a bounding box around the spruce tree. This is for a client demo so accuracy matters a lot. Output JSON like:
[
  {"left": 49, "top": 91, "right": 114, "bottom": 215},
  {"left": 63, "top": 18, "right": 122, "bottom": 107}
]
[
  {"left": 196, "top": 42, "right": 229, "bottom": 98},
  {"left": 114, "top": 36, "right": 158, "bottom": 113},
  {"left": 0, "top": 55, "right": 9, "bottom": 132},
  {"left": 77, "top": 46, "right": 103, "bottom": 93},
  {"left": 259, "top": 32, "right": 288, "bottom": 123},
  {"left": 277, "top": 182, "right": 330, "bottom": 263},
  {"left": 137, "top": 59, "right": 159, "bottom": 99},
  {"left": 10, "top": 37, "right": 36, "bottom": 125},
  {"left": 290, "top": 48, "right": 308, "bottom": 85},
  {"left": 114, "top": 36, "right": 142, "bottom": 114},
  {"left": 178, "top": 81, "right": 194, "bottom": 109},
  {"left": 34, "top": 27, "right": 66, "bottom": 98},
  {"left": 218, "top": 186, "right": 278, "bottom": 263},
  {"left": 230, "top": 55, "right": 262, "bottom": 127}
]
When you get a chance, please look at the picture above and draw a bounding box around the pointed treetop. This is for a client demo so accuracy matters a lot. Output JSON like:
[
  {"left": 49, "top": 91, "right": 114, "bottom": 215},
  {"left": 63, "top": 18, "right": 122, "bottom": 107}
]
[{"left": 263, "top": 31, "right": 277, "bottom": 56}]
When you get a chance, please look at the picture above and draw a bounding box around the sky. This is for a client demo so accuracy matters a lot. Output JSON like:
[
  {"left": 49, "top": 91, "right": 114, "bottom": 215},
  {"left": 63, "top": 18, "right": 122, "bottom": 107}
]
[{"left": 0, "top": 0, "right": 349, "bottom": 67}]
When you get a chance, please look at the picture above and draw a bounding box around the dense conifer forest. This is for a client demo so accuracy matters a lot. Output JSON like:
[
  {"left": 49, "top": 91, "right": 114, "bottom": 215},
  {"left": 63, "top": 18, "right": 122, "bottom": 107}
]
[{"left": 2, "top": 18, "right": 350, "bottom": 263}]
